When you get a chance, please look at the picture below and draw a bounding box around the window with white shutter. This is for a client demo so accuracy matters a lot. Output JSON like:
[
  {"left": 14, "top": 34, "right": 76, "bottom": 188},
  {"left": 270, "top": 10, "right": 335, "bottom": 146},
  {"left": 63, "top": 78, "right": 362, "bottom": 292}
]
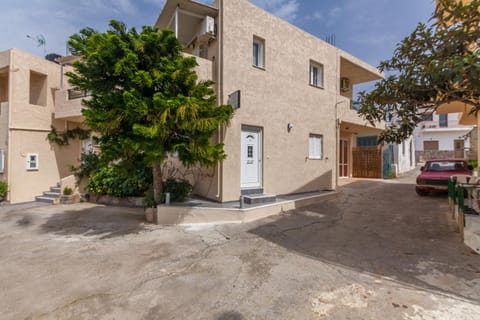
[
  {"left": 26, "top": 153, "right": 39, "bottom": 171},
  {"left": 309, "top": 134, "right": 323, "bottom": 160}
]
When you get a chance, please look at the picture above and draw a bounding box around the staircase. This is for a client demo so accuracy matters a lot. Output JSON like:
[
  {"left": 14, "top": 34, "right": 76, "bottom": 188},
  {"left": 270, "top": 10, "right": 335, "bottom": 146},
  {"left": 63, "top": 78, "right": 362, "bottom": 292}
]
[{"left": 35, "top": 184, "right": 61, "bottom": 204}]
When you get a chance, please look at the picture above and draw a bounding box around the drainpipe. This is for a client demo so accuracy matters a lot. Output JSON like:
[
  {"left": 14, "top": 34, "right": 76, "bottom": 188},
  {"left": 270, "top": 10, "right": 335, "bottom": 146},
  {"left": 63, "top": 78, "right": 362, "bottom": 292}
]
[
  {"left": 215, "top": 0, "right": 224, "bottom": 201},
  {"left": 6, "top": 50, "right": 15, "bottom": 201},
  {"left": 335, "top": 51, "right": 339, "bottom": 190}
]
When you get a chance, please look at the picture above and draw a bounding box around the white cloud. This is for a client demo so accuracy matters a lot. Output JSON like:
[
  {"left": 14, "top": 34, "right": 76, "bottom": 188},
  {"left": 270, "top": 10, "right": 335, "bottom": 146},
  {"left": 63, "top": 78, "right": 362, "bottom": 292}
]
[
  {"left": 251, "top": 0, "right": 300, "bottom": 22},
  {"left": 306, "top": 10, "right": 323, "bottom": 21}
]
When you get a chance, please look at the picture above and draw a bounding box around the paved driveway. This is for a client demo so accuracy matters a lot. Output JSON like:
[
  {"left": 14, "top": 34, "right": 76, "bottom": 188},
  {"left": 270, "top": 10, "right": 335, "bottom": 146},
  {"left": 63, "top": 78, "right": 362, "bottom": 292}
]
[{"left": 1, "top": 171, "right": 480, "bottom": 319}]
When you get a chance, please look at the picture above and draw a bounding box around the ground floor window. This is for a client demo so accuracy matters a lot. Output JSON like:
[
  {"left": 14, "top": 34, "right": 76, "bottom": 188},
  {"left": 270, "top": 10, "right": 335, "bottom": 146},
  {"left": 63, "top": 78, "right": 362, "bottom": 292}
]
[
  {"left": 309, "top": 134, "right": 323, "bottom": 160},
  {"left": 26, "top": 153, "right": 39, "bottom": 171}
]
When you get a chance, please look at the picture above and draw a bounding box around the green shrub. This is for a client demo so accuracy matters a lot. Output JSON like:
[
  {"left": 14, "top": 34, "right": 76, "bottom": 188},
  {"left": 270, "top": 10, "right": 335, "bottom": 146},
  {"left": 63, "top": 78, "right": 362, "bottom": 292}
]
[
  {"left": 0, "top": 180, "right": 7, "bottom": 197},
  {"left": 63, "top": 187, "right": 73, "bottom": 195},
  {"left": 161, "top": 178, "right": 192, "bottom": 203},
  {"left": 87, "top": 164, "right": 152, "bottom": 198},
  {"left": 143, "top": 188, "right": 156, "bottom": 208},
  {"left": 468, "top": 160, "right": 478, "bottom": 169},
  {"left": 71, "top": 151, "right": 102, "bottom": 180}
]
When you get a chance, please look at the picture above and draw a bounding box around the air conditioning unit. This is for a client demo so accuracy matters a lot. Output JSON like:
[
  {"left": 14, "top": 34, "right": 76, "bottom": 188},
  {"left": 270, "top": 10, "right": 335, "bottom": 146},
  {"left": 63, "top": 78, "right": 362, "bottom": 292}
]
[
  {"left": 201, "top": 16, "right": 215, "bottom": 36},
  {"left": 340, "top": 78, "right": 350, "bottom": 92},
  {"left": 197, "top": 16, "right": 216, "bottom": 46}
]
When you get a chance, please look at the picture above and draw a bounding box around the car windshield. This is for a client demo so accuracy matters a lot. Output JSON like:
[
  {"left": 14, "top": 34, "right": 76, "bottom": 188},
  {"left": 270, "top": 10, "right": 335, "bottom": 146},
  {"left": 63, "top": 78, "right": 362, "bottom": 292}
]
[{"left": 426, "top": 161, "right": 467, "bottom": 172}]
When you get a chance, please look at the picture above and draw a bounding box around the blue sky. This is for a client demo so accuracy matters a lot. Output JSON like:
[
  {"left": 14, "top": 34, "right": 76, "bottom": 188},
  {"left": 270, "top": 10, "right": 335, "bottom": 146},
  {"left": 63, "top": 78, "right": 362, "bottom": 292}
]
[{"left": 0, "top": 0, "right": 434, "bottom": 90}]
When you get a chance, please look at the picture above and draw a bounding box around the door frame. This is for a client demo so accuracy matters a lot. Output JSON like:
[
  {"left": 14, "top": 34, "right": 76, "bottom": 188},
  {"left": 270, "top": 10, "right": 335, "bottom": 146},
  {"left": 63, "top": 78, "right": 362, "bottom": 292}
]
[
  {"left": 339, "top": 139, "right": 349, "bottom": 178},
  {"left": 241, "top": 125, "right": 263, "bottom": 189}
]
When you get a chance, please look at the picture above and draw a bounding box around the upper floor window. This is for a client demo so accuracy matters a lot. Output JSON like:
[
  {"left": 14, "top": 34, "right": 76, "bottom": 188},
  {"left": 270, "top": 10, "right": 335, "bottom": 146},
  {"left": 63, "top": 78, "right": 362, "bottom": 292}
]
[
  {"left": 253, "top": 36, "right": 265, "bottom": 68},
  {"left": 439, "top": 114, "right": 448, "bottom": 127},
  {"left": 422, "top": 113, "right": 433, "bottom": 121},
  {"left": 309, "top": 61, "right": 324, "bottom": 88}
]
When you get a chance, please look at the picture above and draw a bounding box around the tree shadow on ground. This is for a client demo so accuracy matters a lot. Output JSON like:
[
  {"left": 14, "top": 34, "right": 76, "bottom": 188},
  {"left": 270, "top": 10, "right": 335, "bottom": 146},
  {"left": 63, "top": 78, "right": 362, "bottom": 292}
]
[
  {"left": 216, "top": 311, "right": 243, "bottom": 320},
  {"left": 249, "top": 180, "right": 480, "bottom": 302},
  {"left": 39, "top": 205, "right": 147, "bottom": 239}
]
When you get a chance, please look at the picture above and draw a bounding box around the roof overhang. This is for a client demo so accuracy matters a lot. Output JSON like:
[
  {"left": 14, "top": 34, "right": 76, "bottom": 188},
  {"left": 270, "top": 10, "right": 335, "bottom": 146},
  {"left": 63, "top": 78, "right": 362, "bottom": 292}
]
[
  {"left": 340, "top": 55, "right": 383, "bottom": 85},
  {"left": 155, "top": 0, "right": 218, "bottom": 29}
]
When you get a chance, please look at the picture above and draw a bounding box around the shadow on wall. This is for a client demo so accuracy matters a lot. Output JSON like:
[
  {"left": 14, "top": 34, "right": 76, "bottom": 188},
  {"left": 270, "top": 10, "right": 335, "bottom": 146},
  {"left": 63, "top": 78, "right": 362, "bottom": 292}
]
[
  {"left": 36, "top": 205, "right": 146, "bottom": 239},
  {"left": 248, "top": 179, "right": 480, "bottom": 301},
  {"left": 289, "top": 170, "right": 334, "bottom": 195}
]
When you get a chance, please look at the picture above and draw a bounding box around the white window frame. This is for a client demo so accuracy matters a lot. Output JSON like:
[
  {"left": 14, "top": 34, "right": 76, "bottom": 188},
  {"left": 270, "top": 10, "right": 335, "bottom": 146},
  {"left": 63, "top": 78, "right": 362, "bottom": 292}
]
[
  {"left": 0, "top": 149, "right": 4, "bottom": 173},
  {"left": 309, "top": 61, "right": 324, "bottom": 88},
  {"left": 26, "top": 153, "right": 39, "bottom": 171},
  {"left": 309, "top": 134, "right": 323, "bottom": 160},
  {"left": 253, "top": 36, "right": 265, "bottom": 69}
]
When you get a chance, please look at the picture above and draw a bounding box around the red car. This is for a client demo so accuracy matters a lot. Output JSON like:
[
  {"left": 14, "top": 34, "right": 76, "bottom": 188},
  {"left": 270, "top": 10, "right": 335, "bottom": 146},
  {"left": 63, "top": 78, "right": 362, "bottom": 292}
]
[{"left": 416, "top": 159, "right": 473, "bottom": 196}]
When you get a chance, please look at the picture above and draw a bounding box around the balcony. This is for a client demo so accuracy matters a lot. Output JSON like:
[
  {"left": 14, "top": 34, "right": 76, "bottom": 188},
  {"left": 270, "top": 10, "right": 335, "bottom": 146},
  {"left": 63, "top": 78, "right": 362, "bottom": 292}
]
[
  {"left": 54, "top": 89, "right": 85, "bottom": 122},
  {"left": 183, "top": 52, "right": 213, "bottom": 81},
  {"left": 339, "top": 54, "right": 383, "bottom": 100},
  {"left": 337, "top": 95, "right": 385, "bottom": 135}
]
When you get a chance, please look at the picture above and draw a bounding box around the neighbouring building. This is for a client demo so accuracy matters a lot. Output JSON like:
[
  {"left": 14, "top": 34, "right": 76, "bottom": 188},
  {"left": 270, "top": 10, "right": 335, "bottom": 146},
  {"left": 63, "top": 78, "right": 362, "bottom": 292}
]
[
  {"left": 413, "top": 111, "right": 473, "bottom": 162},
  {"left": 155, "top": 0, "right": 385, "bottom": 202},
  {"left": 0, "top": 49, "right": 87, "bottom": 203},
  {"left": 352, "top": 134, "right": 415, "bottom": 178}
]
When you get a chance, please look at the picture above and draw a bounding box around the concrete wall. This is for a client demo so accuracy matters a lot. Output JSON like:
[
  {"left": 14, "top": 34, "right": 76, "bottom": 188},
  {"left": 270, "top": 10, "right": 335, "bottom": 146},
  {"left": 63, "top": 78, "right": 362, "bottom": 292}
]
[{"left": 393, "top": 136, "right": 416, "bottom": 174}]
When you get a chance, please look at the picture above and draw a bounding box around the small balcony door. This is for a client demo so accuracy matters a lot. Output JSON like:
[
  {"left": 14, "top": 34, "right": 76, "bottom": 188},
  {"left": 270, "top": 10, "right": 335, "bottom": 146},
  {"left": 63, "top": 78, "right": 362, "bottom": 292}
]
[{"left": 339, "top": 139, "right": 349, "bottom": 178}]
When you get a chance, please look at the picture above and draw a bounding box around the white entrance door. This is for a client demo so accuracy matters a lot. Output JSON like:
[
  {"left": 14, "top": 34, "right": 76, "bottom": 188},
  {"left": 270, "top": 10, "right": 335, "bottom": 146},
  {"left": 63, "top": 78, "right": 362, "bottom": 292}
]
[{"left": 241, "top": 127, "right": 262, "bottom": 189}]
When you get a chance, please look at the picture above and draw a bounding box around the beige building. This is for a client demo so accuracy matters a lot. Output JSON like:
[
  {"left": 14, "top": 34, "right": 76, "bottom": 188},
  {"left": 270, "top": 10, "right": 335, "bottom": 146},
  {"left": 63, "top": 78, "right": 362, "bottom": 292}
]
[
  {"left": 0, "top": 49, "right": 85, "bottom": 203},
  {"left": 155, "top": 0, "right": 384, "bottom": 202},
  {"left": 0, "top": 0, "right": 384, "bottom": 204}
]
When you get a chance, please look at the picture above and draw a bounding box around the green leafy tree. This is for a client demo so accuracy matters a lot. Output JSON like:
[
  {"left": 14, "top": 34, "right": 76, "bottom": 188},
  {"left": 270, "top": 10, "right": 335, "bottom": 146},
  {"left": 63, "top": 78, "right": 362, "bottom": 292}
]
[
  {"left": 67, "top": 21, "right": 233, "bottom": 202},
  {"left": 357, "top": 0, "right": 480, "bottom": 143}
]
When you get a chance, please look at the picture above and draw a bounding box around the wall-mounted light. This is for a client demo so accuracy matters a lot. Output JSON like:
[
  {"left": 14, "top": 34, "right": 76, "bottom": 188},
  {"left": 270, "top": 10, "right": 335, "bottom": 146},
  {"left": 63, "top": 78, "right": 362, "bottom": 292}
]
[{"left": 287, "top": 123, "right": 294, "bottom": 132}]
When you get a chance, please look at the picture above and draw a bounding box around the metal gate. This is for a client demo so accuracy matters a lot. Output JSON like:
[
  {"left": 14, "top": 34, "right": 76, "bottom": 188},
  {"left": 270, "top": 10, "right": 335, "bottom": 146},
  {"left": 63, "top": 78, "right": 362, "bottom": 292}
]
[
  {"left": 352, "top": 146, "right": 383, "bottom": 178},
  {"left": 383, "top": 145, "right": 394, "bottom": 178}
]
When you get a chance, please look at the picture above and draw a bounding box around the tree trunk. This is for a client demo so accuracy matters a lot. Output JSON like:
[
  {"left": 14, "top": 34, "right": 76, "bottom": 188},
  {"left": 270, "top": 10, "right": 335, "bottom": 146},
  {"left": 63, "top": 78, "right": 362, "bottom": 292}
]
[{"left": 152, "top": 162, "right": 163, "bottom": 204}]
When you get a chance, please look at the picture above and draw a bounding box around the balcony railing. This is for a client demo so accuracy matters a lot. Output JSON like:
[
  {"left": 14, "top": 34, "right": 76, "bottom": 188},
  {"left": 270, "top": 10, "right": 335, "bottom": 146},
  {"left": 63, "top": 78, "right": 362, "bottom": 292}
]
[{"left": 68, "top": 89, "right": 90, "bottom": 100}]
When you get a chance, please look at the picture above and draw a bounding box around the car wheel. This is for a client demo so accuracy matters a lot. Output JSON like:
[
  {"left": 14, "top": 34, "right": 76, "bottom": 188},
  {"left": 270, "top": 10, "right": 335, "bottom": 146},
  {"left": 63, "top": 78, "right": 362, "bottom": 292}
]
[{"left": 416, "top": 188, "right": 429, "bottom": 196}]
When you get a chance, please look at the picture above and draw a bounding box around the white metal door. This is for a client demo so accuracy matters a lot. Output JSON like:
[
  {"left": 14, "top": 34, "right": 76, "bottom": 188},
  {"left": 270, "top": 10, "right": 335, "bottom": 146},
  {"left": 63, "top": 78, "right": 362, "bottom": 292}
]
[{"left": 241, "top": 127, "right": 262, "bottom": 189}]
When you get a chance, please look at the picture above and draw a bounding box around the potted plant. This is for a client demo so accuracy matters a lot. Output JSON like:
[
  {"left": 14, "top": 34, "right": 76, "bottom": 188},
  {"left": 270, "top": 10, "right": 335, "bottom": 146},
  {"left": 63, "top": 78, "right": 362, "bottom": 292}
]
[
  {"left": 0, "top": 181, "right": 7, "bottom": 202},
  {"left": 60, "top": 186, "right": 79, "bottom": 204}
]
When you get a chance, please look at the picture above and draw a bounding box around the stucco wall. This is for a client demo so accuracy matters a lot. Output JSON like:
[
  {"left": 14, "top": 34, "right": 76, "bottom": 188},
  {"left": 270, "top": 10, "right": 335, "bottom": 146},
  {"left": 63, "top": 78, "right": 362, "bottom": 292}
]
[
  {"left": 4, "top": 49, "right": 81, "bottom": 203},
  {"left": 220, "top": 0, "right": 340, "bottom": 201}
]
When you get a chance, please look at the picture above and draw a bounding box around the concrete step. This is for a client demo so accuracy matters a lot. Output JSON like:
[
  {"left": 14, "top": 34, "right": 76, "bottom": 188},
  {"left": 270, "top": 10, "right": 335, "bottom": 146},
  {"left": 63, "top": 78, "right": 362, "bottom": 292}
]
[
  {"left": 243, "top": 194, "right": 276, "bottom": 205},
  {"left": 35, "top": 196, "right": 59, "bottom": 204},
  {"left": 50, "top": 187, "right": 61, "bottom": 193},
  {"left": 465, "top": 215, "right": 480, "bottom": 254},
  {"left": 43, "top": 191, "right": 60, "bottom": 197}
]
